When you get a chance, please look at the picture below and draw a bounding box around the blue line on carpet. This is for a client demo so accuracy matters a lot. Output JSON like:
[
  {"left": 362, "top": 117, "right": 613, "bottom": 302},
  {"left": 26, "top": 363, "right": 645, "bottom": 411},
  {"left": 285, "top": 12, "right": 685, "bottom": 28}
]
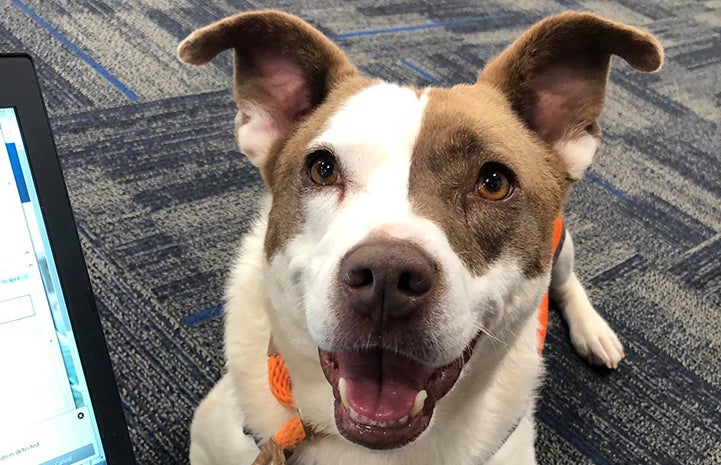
[
  {"left": 584, "top": 171, "right": 635, "bottom": 204},
  {"left": 400, "top": 58, "right": 443, "bottom": 85},
  {"left": 11, "top": 0, "right": 139, "bottom": 101},
  {"left": 334, "top": 13, "right": 514, "bottom": 39},
  {"left": 182, "top": 304, "right": 224, "bottom": 326}
]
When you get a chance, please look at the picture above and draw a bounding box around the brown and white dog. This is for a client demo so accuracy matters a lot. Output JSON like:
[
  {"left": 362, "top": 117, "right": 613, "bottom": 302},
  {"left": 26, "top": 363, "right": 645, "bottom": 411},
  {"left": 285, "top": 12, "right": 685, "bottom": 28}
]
[{"left": 178, "top": 10, "right": 662, "bottom": 465}]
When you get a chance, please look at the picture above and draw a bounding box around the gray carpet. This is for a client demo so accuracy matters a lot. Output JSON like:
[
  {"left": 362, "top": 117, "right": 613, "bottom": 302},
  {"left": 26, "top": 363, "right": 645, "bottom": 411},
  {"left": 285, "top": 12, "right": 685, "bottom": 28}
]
[{"left": 1, "top": 0, "right": 719, "bottom": 463}]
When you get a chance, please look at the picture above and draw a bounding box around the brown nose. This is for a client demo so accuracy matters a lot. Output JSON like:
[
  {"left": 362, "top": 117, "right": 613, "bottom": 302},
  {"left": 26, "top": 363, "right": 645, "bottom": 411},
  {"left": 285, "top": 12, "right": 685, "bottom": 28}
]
[{"left": 339, "top": 240, "right": 437, "bottom": 323}]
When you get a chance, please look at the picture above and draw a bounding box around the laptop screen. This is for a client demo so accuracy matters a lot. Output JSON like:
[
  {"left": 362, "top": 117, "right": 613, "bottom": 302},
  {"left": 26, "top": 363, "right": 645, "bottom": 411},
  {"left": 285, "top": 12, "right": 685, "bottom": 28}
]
[{"left": 0, "top": 107, "right": 108, "bottom": 465}]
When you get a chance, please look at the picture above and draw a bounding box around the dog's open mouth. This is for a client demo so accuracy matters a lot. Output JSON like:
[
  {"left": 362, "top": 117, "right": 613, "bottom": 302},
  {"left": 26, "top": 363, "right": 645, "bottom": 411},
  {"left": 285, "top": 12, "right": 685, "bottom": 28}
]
[{"left": 319, "top": 339, "right": 477, "bottom": 450}]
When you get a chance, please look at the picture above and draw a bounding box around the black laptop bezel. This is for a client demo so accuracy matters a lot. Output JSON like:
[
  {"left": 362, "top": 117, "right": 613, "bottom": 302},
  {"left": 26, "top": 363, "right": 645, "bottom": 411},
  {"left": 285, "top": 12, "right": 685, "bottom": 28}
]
[{"left": 0, "top": 54, "right": 136, "bottom": 465}]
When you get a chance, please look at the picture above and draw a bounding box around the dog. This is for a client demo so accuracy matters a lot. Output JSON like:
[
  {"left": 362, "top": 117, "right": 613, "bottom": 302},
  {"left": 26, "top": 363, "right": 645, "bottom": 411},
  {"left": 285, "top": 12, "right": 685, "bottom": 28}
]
[{"left": 178, "top": 10, "right": 663, "bottom": 465}]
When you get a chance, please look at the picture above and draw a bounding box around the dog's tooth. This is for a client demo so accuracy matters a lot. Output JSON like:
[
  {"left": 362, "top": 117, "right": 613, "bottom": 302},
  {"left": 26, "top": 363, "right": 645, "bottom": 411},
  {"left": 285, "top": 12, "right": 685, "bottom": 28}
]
[
  {"left": 338, "top": 377, "right": 350, "bottom": 410},
  {"left": 378, "top": 421, "right": 387, "bottom": 428},
  {"left": 410, "top": 390, "right": 428, "bottom": 417},
  {"left": 349, "top": 407, "right": 359, "bottom": 421},
  {"left": 399, "top": 415, "right": 409, "bottom": 426}
]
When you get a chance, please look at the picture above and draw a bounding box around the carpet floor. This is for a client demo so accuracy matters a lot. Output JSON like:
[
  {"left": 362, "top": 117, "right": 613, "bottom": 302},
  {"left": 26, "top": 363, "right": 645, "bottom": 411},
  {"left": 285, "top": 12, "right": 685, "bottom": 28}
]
[{"left": 1, "top": 0, "right": 719, "bottom": 463}]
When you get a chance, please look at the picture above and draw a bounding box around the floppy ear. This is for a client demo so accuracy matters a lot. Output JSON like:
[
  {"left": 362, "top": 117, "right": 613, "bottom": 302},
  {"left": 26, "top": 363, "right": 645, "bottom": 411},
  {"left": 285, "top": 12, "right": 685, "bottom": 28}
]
[
  {"left": 178, "top": 10, "right": 357, "bottom": 173},
  {"left": 478, "top": 12, "right": 663, "bottom": 180}
]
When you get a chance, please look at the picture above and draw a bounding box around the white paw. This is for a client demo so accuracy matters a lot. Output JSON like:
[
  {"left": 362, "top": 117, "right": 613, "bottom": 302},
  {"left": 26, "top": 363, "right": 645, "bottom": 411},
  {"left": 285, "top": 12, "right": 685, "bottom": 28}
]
[{"left": 569, "top": 313, "right": 625, "bottom": 369}]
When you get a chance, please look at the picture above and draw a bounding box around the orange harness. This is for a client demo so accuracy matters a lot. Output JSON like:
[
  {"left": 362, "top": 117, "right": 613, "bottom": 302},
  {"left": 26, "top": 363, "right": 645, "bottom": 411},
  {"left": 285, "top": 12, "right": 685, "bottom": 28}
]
[
  {"left": 252, "top": 217, "right": 565, "bottom": 464},
  {"left": 537, "top": 216, "right": 565, "bottom": 354},
  {"left": 248, "top": 353, "right": 308, "bottom": 465}
]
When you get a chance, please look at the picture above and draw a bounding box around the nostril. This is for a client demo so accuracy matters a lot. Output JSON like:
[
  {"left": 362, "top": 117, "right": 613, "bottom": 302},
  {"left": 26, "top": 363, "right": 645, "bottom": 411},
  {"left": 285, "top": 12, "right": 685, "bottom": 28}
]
[
  {"left": 398, "top": 271, "right": 432, "bottom": 296},
  {"left": 342, "top": 268, "right": 373, "bottom": 288}
]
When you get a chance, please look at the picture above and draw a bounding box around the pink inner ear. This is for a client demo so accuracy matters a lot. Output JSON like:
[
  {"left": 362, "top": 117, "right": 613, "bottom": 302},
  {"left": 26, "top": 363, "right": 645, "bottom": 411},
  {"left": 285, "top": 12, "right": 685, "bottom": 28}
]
[
  {"left": 252, "top": 50, "right": 312, "bottom": 121},
  {"left": 532, "top": 66, "right": 599, "bottom": 142}
]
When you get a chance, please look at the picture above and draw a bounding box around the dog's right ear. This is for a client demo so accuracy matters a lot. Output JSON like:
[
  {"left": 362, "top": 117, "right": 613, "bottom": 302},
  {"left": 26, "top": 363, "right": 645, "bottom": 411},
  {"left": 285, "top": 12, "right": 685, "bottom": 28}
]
[{"left": 178, "top": 11, "right": 357, "bottom": 174}]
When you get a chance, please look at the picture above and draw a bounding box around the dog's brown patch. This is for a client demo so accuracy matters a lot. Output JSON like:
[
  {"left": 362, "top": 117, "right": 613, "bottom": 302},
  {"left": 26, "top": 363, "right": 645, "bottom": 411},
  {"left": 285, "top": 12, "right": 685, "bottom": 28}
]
[
  {"left": 177, "top": 11, "right": 377, "bottom": 260},
  {"left": 410, "top": 84, "right": 567, "bottom": 278},
  {"left": 263, "top": 77, "right": 377, "bottom": 259}
]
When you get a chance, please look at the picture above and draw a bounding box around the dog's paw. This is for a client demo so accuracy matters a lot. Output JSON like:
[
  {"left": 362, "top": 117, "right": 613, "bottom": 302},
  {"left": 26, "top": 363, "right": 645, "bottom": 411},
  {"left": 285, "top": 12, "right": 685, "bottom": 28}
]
[{"left": 569, "top": 313, "right": 625, "bottom": 369}]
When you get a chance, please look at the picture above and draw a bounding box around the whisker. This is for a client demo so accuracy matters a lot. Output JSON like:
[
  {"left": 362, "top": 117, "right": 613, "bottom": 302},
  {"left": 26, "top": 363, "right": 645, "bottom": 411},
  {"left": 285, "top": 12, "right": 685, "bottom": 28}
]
[{"left": 478, "top": 322, "right": 507, "bottom": 348}]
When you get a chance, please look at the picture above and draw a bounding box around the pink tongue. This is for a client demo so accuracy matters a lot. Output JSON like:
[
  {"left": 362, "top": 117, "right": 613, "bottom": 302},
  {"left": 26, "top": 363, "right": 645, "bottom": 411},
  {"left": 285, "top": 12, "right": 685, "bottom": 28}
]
[{"left": 336, "top": 349, "right": 435, "bottom": 422}]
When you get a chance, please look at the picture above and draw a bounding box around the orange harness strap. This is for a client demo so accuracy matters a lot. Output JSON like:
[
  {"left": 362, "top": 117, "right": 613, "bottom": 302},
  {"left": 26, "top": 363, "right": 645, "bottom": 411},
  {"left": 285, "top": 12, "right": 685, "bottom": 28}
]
[
  {"left": 536, "top": 216, "right": 565, "bottom": 354},
  {"left": 266, "top": 354, "right": 307, "bottom": 449},
  {"left": 250, "top": 354, "right": 308, "bottom": 465},
  {"left": 267, "top": 354, "right": 294, "bottom": 410}
]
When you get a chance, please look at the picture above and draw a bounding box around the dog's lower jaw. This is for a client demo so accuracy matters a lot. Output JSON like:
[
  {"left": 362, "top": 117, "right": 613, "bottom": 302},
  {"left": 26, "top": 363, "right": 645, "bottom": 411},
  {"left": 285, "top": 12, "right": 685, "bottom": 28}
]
[
  {"left": 318, "top": 334, "right": 479, "bottom": 450},
  {"left": 287, "top": 321, "right": 543, "bottom": 465}
]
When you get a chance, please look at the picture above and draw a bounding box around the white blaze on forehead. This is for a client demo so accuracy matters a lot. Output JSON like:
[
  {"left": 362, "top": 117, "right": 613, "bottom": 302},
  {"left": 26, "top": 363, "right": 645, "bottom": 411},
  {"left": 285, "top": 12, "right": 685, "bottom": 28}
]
[
  {"left": 266, "top": 83, "right": 432, "bottom": 349},
  {"left": 301, "top": 83, "right": 431, "bottom": 267},
  {"left": 311, "top": 83, "right": 428, "bottom": 205}
]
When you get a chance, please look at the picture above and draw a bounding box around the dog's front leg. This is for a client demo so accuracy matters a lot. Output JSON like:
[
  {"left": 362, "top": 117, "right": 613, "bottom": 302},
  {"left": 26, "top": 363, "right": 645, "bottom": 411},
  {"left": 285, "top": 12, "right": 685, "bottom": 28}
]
[
  {"left": 189, "top": 374, "right": 261, "bottom": 465},
  {"left": 550, "top": 229, "right": 625, "bottom": 368}
]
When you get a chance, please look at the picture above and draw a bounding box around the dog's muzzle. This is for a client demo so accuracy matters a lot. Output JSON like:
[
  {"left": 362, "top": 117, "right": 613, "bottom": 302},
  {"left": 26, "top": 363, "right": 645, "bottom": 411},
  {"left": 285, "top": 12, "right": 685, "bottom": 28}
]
[{"left": 318, "top": 239, "right": 479, "bottom": 450}]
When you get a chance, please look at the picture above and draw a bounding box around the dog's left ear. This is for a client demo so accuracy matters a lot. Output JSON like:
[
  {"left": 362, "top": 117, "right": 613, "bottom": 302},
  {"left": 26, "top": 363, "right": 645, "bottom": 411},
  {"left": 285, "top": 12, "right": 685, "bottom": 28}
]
[
  {"left": 177, "top": 11, "right": 357, "bottom": 179},
  {"left": 478, "top": 12, "right": 663, "bottom": 179}
]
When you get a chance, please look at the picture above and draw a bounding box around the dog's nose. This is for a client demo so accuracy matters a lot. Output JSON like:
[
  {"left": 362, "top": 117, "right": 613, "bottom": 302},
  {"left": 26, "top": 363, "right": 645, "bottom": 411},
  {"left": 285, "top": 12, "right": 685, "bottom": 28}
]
[{"left": 339, "top": 241, "right": 437, "bottom": 323}]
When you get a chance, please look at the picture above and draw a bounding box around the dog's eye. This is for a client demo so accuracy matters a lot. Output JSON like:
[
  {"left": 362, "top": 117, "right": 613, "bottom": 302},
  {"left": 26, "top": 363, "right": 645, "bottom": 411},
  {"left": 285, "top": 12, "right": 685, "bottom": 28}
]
[
  {"left": 308, "top": 150, "right": 340, "bottom": 185},
  {"left": 476, "top": 164, "right": 513, "bottom": 201}
]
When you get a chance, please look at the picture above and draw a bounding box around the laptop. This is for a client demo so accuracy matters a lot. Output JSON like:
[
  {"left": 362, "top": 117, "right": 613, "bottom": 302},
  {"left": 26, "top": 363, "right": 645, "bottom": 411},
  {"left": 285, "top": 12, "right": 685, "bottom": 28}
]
[{"left": 0, "top": 54, "right": 136, "bottom": 465}]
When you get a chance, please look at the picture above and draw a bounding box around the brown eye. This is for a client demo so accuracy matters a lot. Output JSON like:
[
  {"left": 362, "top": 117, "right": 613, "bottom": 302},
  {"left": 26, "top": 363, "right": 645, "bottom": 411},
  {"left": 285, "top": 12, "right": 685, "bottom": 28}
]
[
  {"left": 476, "top": 164, "right": 512, "bottom": 201},
  {"left": 308, "top": 150, "right": 340, "bottom": 185}
]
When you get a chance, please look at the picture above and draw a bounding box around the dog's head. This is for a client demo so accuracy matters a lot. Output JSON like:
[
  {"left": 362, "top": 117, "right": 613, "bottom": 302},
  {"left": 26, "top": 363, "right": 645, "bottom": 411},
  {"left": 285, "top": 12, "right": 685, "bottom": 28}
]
[{"left": 179, "top": 11, "right": 662, "bottom": 450}]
